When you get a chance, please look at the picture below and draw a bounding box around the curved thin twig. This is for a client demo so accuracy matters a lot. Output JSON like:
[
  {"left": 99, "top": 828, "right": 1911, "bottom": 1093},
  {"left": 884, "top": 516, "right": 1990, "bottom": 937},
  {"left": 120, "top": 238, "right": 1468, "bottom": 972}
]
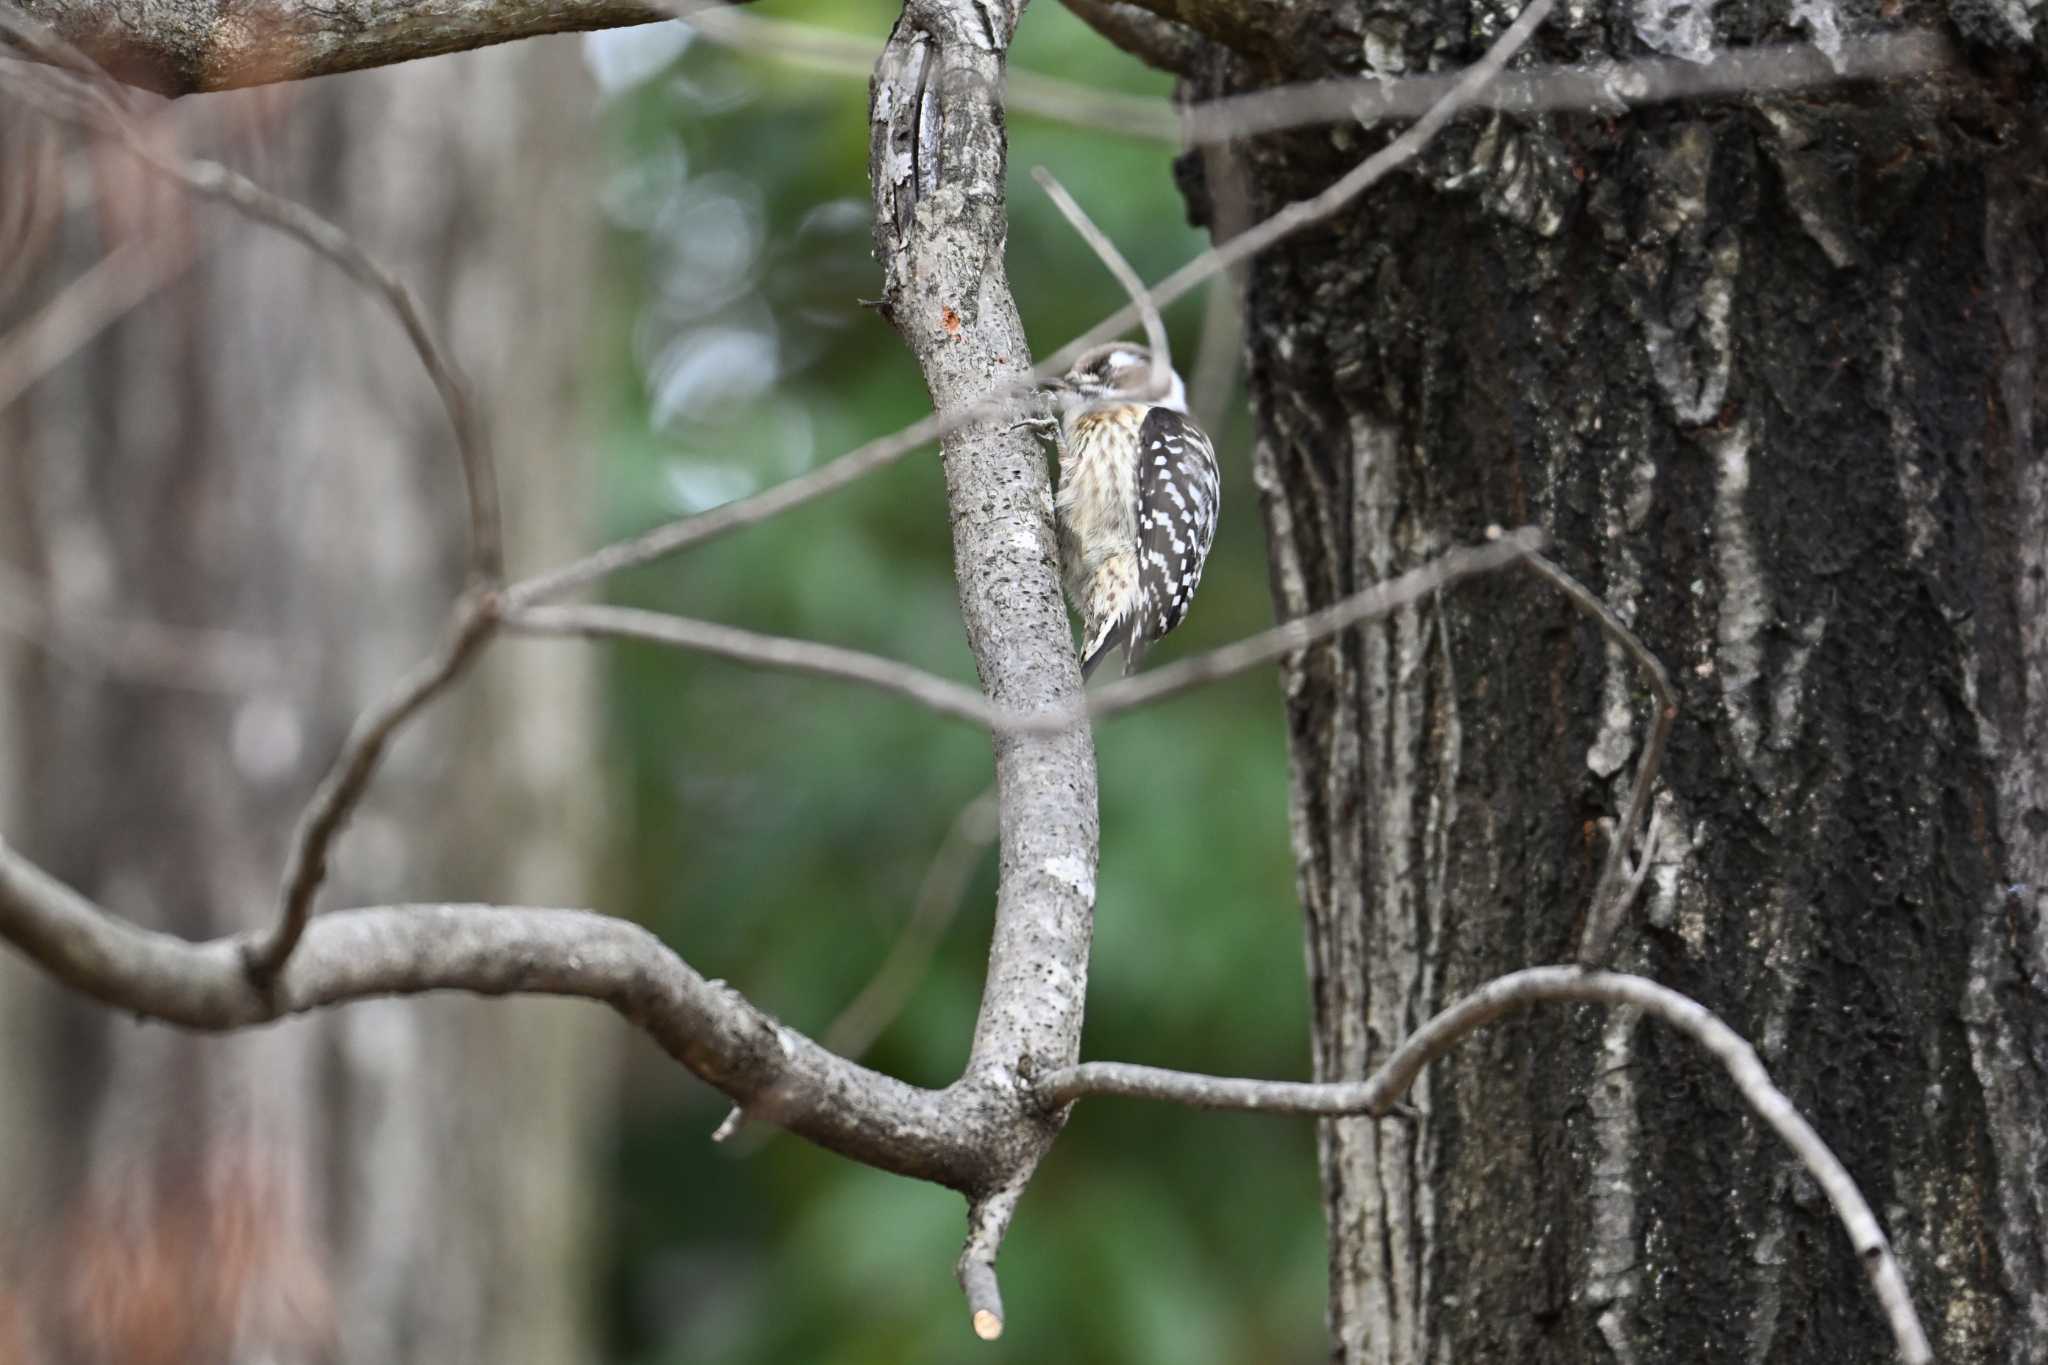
[
  {"left": 0, "top": 235, "right": 197, "bottom": 415},
  {"left": 503, "top": 603, "right": 999, "bottom": 728},
  {"left": 1035, "top": 965, "right": 1932, "bottom": 1365},
  {"left": 1032, "top": 165, "right": 1171, "bottom": 398}
]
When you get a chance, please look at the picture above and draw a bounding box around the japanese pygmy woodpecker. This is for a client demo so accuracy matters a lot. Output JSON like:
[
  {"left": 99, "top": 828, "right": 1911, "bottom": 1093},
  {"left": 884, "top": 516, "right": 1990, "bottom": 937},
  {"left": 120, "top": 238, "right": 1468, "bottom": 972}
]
[{"left": 1048, "top": 343, "right": 1220, "bottom": 678}]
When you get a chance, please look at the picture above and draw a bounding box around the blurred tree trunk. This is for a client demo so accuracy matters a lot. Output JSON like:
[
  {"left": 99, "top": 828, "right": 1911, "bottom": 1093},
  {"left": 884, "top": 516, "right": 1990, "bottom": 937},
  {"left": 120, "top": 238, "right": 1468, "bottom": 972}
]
[
  {"left": 1182, "top": 16, "right": 2048, "bottom": 1365},
  {"left": 0, "top": 36, "right": 613, "bottom": 1365}
]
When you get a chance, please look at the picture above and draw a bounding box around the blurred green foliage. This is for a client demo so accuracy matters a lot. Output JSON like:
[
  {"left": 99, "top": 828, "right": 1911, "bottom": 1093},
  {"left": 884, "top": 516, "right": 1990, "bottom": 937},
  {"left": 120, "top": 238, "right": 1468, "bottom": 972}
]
[{"left": 587, "top": 5, "right": 1325, "bottom": 1359}]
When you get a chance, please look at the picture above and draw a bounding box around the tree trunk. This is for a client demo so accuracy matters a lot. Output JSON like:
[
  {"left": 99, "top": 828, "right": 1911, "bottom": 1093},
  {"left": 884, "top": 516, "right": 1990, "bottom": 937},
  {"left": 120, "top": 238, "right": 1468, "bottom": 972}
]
[
  {"left": 1181, "top": 18, "right": 2048, "bottom": 1365},
  {"left": 0, "top": 37, "right": 612, "bottom": 1365}
]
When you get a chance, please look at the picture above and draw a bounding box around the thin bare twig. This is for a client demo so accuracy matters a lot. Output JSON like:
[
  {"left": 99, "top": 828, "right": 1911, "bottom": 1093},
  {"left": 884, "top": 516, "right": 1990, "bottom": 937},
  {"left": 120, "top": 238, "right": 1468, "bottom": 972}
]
[
  {"left": 1187, "top": 278, "right": 1243, "bottom": 439},
  {"left": 1517, "top": 551, "right": 1676, "bottom": 963},
  {"left": 1034, "top": 965, "right": 1932, "bottom": 1365},
  {"left": 503, "top": 603, "right": 999, "bottom": 728},
  {"left": 1032, "top": 165, "right": 1171, "bottom": 399},
  {"left": 128, "top": 151, "right": 502, "bottom": 584},
  {"left": 0, "top": 7, "right": 110, "bottom": 88},
  {"left": 522, "top": 537, "right": 1544, "bottom": 742},
  {"left": 250, "top": 601, "right": 497, "bottom": 983},
  {"left": 1057, "top": 0, "right": 1207, "bottom": 79}
]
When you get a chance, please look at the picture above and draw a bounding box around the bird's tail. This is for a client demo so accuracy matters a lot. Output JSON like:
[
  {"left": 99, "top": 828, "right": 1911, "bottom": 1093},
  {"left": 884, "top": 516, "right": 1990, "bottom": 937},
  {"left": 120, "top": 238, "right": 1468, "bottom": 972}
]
[{"left": 1079, "top": 613, "right": 1142, "bottom": 680}]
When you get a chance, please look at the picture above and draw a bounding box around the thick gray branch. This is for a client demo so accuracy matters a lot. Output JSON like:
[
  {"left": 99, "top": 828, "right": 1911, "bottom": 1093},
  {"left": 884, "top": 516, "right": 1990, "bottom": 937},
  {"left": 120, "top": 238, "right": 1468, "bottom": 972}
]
[
  {"left": 1057, "top": 0, "right": 1205, "bottom": 78},
  {"left": 872, "top": 0, "right": 1098, "bottom": 1103},
  {"left": 0, "top": 839, "right": 989, "bottom": 1188},
  {"left": 10, "top": 0, "right": 669, "bottom": 96},
  {"left": 869, "top": 0, "right": 1100, "bottom": 1332}
]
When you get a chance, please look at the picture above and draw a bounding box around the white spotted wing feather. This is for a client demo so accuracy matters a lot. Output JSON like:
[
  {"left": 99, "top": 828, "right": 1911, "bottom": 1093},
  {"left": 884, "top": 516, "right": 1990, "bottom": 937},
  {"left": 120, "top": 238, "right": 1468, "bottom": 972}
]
[{"left": 1132, "top": 405, "right": 1219, "bottom": 654}]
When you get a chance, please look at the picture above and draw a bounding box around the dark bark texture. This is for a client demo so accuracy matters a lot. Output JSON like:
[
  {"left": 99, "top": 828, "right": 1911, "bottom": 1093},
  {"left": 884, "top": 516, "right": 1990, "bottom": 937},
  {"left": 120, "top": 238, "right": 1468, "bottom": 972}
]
[
  {"left": 0, "top": 38, "right": 612, "bottom": 1365},
  {"left": 1178, "top": 7, "right": 2048, "bottom": 1363}
]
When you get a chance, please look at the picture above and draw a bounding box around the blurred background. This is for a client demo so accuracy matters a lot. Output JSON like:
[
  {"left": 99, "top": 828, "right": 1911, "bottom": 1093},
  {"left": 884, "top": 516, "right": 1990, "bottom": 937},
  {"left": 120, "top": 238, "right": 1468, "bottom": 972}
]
[{"left": 0, "top": 3, "right": 1325, "bottom": 1360}]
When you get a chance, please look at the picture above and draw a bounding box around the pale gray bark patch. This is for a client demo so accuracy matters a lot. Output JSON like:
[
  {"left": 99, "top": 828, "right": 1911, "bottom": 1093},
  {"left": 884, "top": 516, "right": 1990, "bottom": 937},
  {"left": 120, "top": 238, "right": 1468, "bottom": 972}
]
[
  {"left": 1623, "top": 124, "right": 1737, "bottom": 427},
  {"left": 1788, "top": 0, "right": 1845, "bottom": 63},
  {"left": 1432, "top": 115, "right": 1574, "bottom": 238},
  {"left": 1881, "top": 270, "right": 1941, "bottom": 564},
  {"left": 1587, "top": 457, "right": 1655, "bottom": 780},
  {"left": 1706, "top": 422, "right": 1770, "bottom": 781},
  {"left": 1583, "top": 1009, "right": 1642, "bottom": 1364},
  {"left": 1758, "top": 107, "right": 1863, "bottom": 270},
  {"left": 1632, "top": 0, "right": 1718, "bottom": 62}
]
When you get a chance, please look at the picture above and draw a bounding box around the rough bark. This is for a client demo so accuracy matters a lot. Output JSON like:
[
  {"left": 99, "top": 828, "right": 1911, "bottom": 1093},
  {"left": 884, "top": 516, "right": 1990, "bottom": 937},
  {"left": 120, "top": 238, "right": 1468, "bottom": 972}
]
[
  {"left": 0, "top": 38, "right": 612, "bottom": 1364},
  {"left": 1178, "top": 7, "right": 2048, "bottom": 1363}
]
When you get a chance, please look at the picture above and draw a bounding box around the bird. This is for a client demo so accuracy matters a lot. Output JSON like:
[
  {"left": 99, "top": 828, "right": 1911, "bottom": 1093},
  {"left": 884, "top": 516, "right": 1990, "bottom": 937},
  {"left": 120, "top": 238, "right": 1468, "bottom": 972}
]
[{"left": 1046, "top": 342, "right": 1220, "bottom": 678}]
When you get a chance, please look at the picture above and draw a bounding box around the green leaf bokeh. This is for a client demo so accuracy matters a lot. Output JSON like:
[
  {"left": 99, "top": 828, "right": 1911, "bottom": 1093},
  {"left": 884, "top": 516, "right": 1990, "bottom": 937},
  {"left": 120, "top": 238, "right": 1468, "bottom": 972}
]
[{"left": 589, "top": 7, "right": 1325, "bottom": 1358}]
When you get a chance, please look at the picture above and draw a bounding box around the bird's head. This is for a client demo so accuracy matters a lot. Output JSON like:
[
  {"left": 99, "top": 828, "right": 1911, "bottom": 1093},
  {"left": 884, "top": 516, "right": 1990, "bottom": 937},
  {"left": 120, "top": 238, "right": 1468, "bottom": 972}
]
[{"left": 1048, "top": 343, "right": 1187, "bottom": 415}]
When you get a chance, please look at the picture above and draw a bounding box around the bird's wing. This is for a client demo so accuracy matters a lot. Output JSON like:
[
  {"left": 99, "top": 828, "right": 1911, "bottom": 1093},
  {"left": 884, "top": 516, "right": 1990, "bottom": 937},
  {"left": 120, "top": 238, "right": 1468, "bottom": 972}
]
[{"left": 1132, "top": 406, "right": 1220, "bottom": 655}]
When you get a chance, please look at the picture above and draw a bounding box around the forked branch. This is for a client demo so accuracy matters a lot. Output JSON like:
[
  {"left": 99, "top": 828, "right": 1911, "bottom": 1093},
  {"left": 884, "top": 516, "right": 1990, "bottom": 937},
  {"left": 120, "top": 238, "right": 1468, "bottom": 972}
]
[
  {"left": 0, "top": 839, "right": 992, "bottom": 1186},
  {"left": 252, "top": 598, "right": 497, "bottom": 981}
]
